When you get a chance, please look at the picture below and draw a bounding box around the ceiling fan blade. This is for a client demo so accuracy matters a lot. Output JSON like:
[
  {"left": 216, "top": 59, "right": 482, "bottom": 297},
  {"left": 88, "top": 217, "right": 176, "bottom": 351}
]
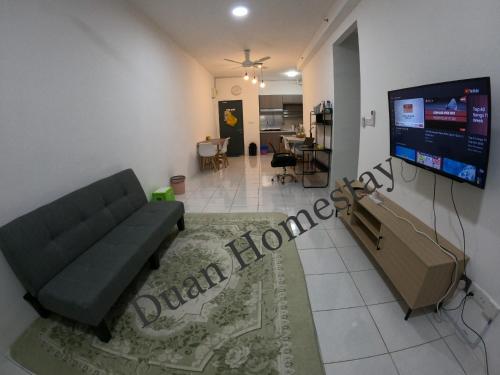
[
  {"left": 255, "top": 56, "right": 270, "bottom": 63},
  {"left": 224, "top": 58, "right": 243, "bottom": 65}
]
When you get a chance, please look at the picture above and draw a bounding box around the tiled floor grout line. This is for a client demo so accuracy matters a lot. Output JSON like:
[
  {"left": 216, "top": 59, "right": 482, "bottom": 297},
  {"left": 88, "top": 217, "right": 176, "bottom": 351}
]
[
  {"left": 304, "top": 270, "right": 349, "bottom": 276},
  {"left": 296, "top": 247, "right": 333, "bottom": 251},
  {"left": 298, "top": 246, "right": 338, "bottom": 252},
  {"left": 334, "top": 246, "right": 403, "bottom": 375},
  {"left": 339, "top": 249, "right": 462, "bottom": 374},
  {"left": 348, "top": 268, "right": 388, "bottom": 274},
  {"left": 333, "top": 224, "right": 463, "bottom": 375},
  {"left": 362, "top": 302, "right": 403, "bottom": 375},
  {"left": 322, "top": 351, "right": 394, "bottom": 366},
  {"left": 310, "top": 242, "right": 401, "bottom": 374},
  {"left": 322, "top": 336, "right": 446, "bottom": 365},
  {"left": 389, "top": 336, "right": 444, "bottom": 355},
  {"left": 311, "top": 299, "right": 405, "bottom": 313},
  {"left": 441, "top": 336, "right": 469, "bottom": 375}
]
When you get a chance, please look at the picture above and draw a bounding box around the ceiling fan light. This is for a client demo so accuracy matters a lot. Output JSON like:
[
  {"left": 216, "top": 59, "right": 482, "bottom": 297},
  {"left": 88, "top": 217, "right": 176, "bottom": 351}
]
[
  {"left": 251, "top": 76, "right": 257, "bottom": 84},
  {"left": 243, "top": 72, "right": 249, "bottom": 81},
  {"left": 232, "top": 6, "right": 248, "bottom": 17},
  {"left": 260, "top": 80, "right": 266, "bottom": 88},
  {"left": 284, "top": 70, "right": 300, "bottom": 78}
]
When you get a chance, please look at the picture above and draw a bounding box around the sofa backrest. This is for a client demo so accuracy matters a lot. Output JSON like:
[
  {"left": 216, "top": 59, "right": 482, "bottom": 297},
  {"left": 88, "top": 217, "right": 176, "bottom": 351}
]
[{"left": 0, "top": 169, "right": 147, "bottom": 296}]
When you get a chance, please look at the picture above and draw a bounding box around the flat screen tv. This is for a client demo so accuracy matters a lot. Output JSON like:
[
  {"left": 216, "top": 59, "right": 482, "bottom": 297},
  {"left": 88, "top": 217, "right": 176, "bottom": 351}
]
[{"left": 388, "top": 77, "right": 491, "bottom": 189}]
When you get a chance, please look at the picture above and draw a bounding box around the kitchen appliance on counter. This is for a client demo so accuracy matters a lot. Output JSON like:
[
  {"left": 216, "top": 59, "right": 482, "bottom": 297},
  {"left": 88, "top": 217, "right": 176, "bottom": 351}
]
[
  {"left": 260, "top": 114, "right": 283, "bottom": 131},
  {"left": 259, "top": 94, "right": 303, "bottom": 132}
]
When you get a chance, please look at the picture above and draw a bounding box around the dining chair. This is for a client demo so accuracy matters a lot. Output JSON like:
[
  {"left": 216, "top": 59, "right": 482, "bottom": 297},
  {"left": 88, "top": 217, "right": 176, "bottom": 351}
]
[
  {"left": 218, "top": 137, "right": 230, "bottom": 168},
  {"left": 198, "top": 142, "right": 219, "bottom": 171}
]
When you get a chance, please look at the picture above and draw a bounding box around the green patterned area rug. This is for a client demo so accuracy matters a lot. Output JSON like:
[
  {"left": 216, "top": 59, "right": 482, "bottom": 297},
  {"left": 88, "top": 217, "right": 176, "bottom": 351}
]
[{"left": 11, "top": 213, "right": 324, "bottom": 375}]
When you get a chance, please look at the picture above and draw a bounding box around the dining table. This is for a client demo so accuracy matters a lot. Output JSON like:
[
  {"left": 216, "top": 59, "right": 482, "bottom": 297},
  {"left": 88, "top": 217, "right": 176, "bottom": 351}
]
[
  {"left": 197, "top": 138, "right": 226, "bottom": 152},
  {"left": 197, "top": 138, "right": 227, "bottom": 171}
]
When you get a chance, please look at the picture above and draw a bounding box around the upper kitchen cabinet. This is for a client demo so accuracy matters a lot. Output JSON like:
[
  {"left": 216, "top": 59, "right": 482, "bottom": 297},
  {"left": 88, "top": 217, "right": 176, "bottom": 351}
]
[
  {"left": 282, "top": 95, "right": 302, "bottom": 104},
  {"left": 259, "top": 95, "right": 283, "bottom": 110}
]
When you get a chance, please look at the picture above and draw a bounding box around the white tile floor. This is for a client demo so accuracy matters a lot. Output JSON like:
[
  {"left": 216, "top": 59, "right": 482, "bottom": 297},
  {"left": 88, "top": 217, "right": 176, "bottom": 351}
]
[{"left": 1, "top": 154, "right": 487, "bottom": 375}]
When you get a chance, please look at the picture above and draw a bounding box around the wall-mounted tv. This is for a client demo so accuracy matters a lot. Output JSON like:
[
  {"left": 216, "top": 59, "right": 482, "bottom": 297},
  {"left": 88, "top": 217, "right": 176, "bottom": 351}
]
[{"left": 388, "top": 77, "right": 491, "bottom": 189}]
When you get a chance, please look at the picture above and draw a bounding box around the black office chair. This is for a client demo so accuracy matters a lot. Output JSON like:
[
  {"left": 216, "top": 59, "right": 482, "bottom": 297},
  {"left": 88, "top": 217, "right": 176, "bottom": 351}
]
[{"left": 269, "top": 142, "right": 298, "bottom": 184}]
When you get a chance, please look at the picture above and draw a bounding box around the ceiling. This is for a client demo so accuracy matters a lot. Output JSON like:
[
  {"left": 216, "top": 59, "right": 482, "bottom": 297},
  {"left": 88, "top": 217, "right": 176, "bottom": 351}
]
[{"left": 130, "top": 0, "right": 336, "bottom": 80}]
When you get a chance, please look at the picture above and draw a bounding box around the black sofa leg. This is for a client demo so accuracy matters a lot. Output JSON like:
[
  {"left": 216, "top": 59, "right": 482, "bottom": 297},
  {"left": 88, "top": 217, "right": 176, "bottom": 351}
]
[
  {"left": 95, "top": 321, "right": 112, "bottom": 343},
  {"left": 177, "top": 216, "right": 185, "bottom": 231},
  {"left": 24, "top": 293, "right": 50, "bottom": 318},
  {"left": 149, "top": 250, "right": 160, "bottom": 270}
]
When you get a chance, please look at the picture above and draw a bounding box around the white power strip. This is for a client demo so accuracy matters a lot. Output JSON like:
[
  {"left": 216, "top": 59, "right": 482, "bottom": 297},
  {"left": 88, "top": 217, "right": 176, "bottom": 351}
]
[{"left": 471, "top": 283, "right": 500, "bottom": 322}]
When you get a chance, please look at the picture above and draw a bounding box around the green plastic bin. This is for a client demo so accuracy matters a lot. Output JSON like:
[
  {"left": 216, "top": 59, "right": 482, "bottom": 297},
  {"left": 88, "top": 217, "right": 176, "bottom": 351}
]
[{"left": 152, "top": 186, "right": 175, "bottom": 201}]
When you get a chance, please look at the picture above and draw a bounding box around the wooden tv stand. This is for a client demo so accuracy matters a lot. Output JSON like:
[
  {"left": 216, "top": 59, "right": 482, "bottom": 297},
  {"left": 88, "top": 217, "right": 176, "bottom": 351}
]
[{"left": 334, "top": 179, "right": 468, "bottom": 319}]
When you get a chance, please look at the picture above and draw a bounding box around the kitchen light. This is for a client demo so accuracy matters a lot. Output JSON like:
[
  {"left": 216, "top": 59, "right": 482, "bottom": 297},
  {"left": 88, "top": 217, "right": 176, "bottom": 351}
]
[
  {"left": 284, "top": 70, "right": 300, "bottom": 78},
  {"left": 232, "top": 6, "right": 248, "bottom": 17},
  {"left": 259, "top": 64, "right": 265, "bottom": 88},
  {"left": 243, "top": 72, "right": 249, "bottom": 80},
  {"left": 251, "top": 76, "right": 257, "bottom": 84}
]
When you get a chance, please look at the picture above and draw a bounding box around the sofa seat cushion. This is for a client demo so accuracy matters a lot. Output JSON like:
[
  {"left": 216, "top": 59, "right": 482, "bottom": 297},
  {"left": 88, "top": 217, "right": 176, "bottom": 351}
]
[{"left": 38, "top": 201, "right": 184, "bottom": 326}]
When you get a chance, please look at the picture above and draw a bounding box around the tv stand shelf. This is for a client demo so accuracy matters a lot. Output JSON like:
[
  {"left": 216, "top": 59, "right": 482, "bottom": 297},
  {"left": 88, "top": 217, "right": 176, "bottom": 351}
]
[
  {"left": 334, "top": 180, "right": 468, "bottom": 318},
  {"left": 352, "top": 208, "right": 381, "bottom": 238}
]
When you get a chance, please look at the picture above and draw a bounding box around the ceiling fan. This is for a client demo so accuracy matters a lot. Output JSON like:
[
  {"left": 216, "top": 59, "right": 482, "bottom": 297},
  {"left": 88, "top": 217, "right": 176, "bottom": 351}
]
[{"left": 224, "top": 49, "right": 270, "bottom": 68}]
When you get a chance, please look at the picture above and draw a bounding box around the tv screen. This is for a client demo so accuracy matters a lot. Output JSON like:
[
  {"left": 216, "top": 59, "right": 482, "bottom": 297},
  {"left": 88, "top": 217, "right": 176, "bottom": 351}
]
[{"left": 388, "top": 77, "right": 491, "bottom": 188}]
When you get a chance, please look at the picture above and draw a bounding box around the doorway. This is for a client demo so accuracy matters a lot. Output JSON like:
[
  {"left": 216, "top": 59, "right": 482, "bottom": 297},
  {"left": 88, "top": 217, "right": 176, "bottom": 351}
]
[
  {"left": 218, "top": 100, "right": 245, "bottom": 156},
  {"left": 332, "top": 26, "right": 360, "bottom": 182}
]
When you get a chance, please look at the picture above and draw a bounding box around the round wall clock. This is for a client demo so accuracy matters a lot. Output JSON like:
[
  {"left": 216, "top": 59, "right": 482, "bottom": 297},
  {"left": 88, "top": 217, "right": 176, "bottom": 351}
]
[{"left": 231, "top": 85, "right": 242, "bottom": 96}]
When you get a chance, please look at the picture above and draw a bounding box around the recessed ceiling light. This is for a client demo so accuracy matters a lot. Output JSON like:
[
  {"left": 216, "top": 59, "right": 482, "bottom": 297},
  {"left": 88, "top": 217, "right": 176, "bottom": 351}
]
[
  {"left": 284, "top": 70, "right": 300, "bottom": 78},
  {"left": 232, "top": 6, "right": 248, "bottom": 17}
]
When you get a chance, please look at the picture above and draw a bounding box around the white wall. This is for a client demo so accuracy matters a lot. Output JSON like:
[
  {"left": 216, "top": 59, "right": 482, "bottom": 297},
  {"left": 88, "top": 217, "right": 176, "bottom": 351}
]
[
  {"left": 0, "top": 0, "right": 215, "bottom": 353},
  {"left": 332, "top": 31, "right": 360, "bottom": 181},
  {"left": 214, "top": 77, "right": 260, "bottom": 154},
  {"left": 259, "top": 80, "right": 303, "bottom": 96},
  {"left": 302, "top": 44, "right": 335, "bottom": 133},
  {"left": 302, "top": 0, "right": 500, "bottom": 372}
]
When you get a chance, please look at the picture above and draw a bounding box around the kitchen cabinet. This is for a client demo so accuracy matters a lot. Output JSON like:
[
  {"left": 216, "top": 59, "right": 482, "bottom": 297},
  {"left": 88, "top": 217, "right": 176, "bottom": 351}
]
[
  {"left": 259, "top": 95, "right": 283, "bottom": 109},
  {"left": 259, "top": 95, "right": 302, "bottom": 109},
  {"left": 283, "top": 103, "right": 303, "bottom": 119},
  {"left": 282, "top": 95, "right": 302, "bottom": 104}
]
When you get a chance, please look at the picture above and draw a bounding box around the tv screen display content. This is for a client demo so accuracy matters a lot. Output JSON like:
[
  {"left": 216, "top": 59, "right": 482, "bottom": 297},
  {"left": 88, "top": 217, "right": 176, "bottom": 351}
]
[{"left": 388, "top": 77, "right": 491, "bottom": 188}]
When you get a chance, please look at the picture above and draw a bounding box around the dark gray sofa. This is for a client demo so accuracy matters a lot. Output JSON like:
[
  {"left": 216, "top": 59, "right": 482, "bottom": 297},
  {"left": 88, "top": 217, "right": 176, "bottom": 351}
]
[{"left": 0, "top": 169, "right": 184, "bottom": 342}]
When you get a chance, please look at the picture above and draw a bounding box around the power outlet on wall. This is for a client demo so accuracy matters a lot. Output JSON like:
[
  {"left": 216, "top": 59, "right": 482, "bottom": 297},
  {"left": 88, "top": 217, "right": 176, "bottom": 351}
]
[
  {"left": 471, "top": 283, "right": 500, "bottom": 322},
  {"left": 362, "top": 110, "right": 376, "bottom": 127}
]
